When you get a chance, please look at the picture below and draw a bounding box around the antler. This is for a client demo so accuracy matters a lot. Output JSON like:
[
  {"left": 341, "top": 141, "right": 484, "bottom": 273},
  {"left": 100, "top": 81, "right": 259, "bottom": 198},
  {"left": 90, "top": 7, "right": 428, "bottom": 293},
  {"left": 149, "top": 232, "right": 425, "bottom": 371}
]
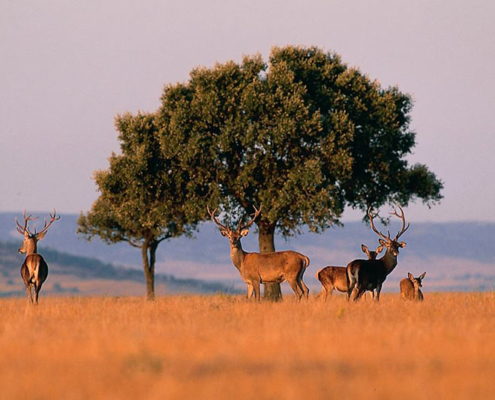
[
  {"left": 207, "top": 206, "right": 229, "bottom": 231},
  {"left": 367, "top": 206, "right": 389, "bottom": 240},
  {"left": 389, "top": 205, "right": 410, "bottom": 239},
  {"left": 208, "top": 205, "right": 262, "bottom": 233},
  {"left": 15, "top": 210, "right": 38, "bottom": 236},
  {"left": 237, "top": 205, "right": 262, "bottom": 232},
  {"left": 37, "top": 209, "right": 60, "bottom": 236}
]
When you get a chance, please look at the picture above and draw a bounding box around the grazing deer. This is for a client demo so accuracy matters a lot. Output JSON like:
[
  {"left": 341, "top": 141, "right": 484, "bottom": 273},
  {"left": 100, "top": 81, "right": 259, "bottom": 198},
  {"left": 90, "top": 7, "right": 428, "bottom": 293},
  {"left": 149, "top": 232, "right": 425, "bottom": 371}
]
[
  {"left": 347, "top": 205, "right": 410, "bottom": 301},
  {"left": 16, "top": 210, "right": 60, "bottom": 304},
  {"left": 316, "top": 244, "right": 383, "bottom": 300},
  {"left": 208, "top": 206, "right": 310, "bottom": 301},
  {"left": 400, "top": 272, "right": 426, "bottom": 301}
]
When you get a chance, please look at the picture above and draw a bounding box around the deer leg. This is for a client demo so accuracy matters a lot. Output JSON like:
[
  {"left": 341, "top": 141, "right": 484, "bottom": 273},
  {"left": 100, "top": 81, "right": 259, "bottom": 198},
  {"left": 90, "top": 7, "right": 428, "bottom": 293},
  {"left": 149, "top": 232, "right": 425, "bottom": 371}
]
[
  {"left": 288, "top": 279, "right": 303, "bottom": 300},
  {"left": 298, "top": 275, "right": 309, "bottom": 299},
  {"left": 246, "top": 283, "right": 254, "bottom": 299},
  {"left": 26, "top": 285, "right": 33, "bottom": 304},
  {"left": 353, "top": 287, "right": 365, "bottom": 301},
  {"left": 347, "top": 277, "right": 356, "bottom": 301},
  {"left": 375, "top": 283, "right": 382, "bottom": 301},
  {"left": 34, "top": 283, "right": 42, "bottom": 305},
  {"left": 252, "top": 281, "right": 261, "bottom": 301},
  {"left": 364, "top": 290, "right": 375, "bottom": 300},
  {"left": 25, "top": 284, "right": 34, "bottom": 305},
  {"left": 302, "top": 281, "right": 310, "bottom": 299}
]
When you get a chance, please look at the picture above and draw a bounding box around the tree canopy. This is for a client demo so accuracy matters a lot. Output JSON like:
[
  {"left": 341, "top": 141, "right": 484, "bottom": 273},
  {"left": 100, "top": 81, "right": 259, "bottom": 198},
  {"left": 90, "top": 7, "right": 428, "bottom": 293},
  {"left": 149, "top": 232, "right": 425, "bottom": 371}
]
[{"left": 157, "top": 45, "right": 443, "bottom": 253}]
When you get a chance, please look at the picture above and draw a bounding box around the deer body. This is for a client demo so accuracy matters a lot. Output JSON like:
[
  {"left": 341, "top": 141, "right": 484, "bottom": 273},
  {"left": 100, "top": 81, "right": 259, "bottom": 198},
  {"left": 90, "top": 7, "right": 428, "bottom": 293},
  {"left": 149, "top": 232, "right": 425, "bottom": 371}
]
[
  {"left": 347, "top": 251, "right": 396, "bottom": 301},
  {"left": 209, "top": 206, "right": 310, "bottom": 301},
  {"left": 231, "top": 245, "right": 309, "bottom": 297},
  {"left": 347, "top": 206, "right": 409, "bottom": 301},
  {"left": 16, "top": 210, "right": 59, "bottom": 304},
  {"left": 400, "top": 272, "right": 426, "bottom": 301},
  {"left": 20, "top": 254, "right": 49, "bottom": 304},
  {"left": 316, "top": 266, "right": 348, "bottom": 298},
  {"left": 317, "top": 244, "right": 382, "bottom": 300}
]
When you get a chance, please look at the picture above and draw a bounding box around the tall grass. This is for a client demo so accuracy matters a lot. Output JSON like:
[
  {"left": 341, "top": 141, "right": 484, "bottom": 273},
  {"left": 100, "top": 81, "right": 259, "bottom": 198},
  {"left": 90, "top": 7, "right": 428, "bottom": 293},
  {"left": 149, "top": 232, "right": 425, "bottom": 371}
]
[{"left": 0, "top": 293, "right": 494, "bottom": 399}]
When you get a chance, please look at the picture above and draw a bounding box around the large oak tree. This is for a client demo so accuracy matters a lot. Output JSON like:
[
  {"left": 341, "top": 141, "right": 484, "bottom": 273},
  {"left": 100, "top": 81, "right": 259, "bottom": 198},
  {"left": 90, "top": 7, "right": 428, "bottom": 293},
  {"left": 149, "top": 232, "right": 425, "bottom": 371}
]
[{"left": 157, "top": 46, "right": 442, "bottom": 299}]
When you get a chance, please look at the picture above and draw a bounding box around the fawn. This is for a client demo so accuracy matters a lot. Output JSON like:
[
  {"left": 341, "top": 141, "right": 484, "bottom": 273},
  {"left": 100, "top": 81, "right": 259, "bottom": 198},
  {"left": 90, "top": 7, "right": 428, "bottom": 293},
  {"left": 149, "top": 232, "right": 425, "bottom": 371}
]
[{"left": 400, "top": 272, "right": 426, "bottom": 301}]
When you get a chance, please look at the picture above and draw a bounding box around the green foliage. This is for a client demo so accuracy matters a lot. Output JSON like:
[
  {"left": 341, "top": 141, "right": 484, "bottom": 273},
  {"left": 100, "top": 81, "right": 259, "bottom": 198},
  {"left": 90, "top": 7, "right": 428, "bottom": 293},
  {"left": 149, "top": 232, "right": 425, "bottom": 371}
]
[
  {"left": 157, "top": 45, "right": 442, "bottom": 237},
  {"left": 77, "top": 112, "right": 201, "bottom": 248}
]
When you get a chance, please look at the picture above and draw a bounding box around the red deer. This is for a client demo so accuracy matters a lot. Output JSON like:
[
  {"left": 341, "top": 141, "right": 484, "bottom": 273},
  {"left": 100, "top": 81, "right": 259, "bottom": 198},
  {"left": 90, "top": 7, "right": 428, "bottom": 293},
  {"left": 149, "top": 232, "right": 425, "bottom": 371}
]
[
  {"left": 400, "top": 272, "right": 426, "bottom": 301},
  {"left": 208, "top": 206, "right": 310, "bottom": 301},
  {"left": 16, "top": 210, "right": 60, "bottom": 304},
  {"left": 347, "top": 205, "right": 410, "bottom": 301},
  {"left": 316, "top": 244, "right": 383, "bottom": 300}
]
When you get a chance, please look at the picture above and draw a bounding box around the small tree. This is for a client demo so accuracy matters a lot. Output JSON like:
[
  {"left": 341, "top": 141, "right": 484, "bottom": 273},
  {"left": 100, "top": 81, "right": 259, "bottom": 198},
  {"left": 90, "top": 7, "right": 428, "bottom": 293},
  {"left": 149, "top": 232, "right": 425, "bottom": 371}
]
[{"left": 77, "top": 112, "right": 203, "bottom": 300}]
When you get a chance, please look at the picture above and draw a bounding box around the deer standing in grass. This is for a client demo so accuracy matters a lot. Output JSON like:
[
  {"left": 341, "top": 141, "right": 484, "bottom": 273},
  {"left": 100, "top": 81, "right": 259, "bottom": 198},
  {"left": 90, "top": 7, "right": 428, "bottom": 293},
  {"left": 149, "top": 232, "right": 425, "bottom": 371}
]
[
  {"left": 316, "top": 244, "right": 383, "bottom": 300},
  {"left": 400, "top": 272, "right": 426, "bottom": 301},
  {"left": 16, "top": 210, "right": 60, "bottom": 304},
  {"left": 209, "top": 206, "right": 310, "bottom": 301},
  {"left": 347, "top": 205, "right": 410, "bottom": 301}
]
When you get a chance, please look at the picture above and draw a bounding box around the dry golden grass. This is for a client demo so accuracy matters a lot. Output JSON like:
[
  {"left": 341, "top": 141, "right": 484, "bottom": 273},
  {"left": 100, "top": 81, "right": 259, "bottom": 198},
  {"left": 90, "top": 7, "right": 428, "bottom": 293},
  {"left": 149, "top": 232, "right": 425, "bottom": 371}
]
[{"left": 1, "top": 292, "right": 494, "bottom": 400}]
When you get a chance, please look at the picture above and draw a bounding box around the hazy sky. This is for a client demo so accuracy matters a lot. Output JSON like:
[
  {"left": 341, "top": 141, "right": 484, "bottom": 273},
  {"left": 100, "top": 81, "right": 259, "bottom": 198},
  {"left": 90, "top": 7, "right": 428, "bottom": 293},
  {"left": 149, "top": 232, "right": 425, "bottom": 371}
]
[{"left": 1, "top": 0, "right": 494, "bottom": 222}]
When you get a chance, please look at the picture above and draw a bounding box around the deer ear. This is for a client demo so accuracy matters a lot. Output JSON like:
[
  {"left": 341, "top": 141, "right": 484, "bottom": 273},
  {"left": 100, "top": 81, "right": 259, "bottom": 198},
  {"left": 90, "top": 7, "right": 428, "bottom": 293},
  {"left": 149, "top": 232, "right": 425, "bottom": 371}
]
[
  {"left": 220, "top": 230, "right": 229, "bottom": 237},
  {"left": 408, "top": 272, "right": 414, "bottom": 280},
  {"left": 37, "top": 231, "right": 47, "bottom": 240},
  {"left": 379, "top": 239, "right": 387, "bottom": 246},
  {"left": 376, "top": 245, "right": 383, "bottom": 254},
  {"left": 419, "top": 272, "right": 426, "bottom": 280},
  {"left": 399, "top": 241, "right": 406, "bottom": 248},
  {"left": 240, "top": 228, "right": 249, "bottom": 237},
  {"left": 361, "top": 244, "right": 369, "bottom": 254}
]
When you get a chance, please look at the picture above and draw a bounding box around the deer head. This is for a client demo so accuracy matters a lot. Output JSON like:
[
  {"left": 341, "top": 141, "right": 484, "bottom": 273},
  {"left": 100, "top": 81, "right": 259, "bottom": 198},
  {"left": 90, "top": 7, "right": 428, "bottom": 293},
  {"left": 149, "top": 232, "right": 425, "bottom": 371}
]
[
  {"left": 361, "top": 244, "right": 383, "bottom": 260},
  {"left": 208, "top": 205, "right": 262, "bottom": 247},
  {"left": 368, "top": 205, "right": 410, "bottom": 257},
  {"left": 16, "top": 210, "right": 60, "bottom": 255},
  {"left": 408, "top": 272, "right": 426, "bottom": 288}
]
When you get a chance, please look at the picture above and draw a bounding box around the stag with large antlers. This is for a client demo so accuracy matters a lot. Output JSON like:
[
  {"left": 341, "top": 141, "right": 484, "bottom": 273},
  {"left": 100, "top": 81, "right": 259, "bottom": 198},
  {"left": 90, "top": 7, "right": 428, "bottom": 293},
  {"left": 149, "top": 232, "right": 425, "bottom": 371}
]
[
  {"left": 316, "top": 244, "right": 383, "bottom": 301},
  {"left": 346, "top": 205, "right": 410, "bottom": 301},
  {"left": 209, "top": 206, "right": 310, "bottom": 301},
  {"left": 16, "top": 210, "right": 60, "bottom": 304}
]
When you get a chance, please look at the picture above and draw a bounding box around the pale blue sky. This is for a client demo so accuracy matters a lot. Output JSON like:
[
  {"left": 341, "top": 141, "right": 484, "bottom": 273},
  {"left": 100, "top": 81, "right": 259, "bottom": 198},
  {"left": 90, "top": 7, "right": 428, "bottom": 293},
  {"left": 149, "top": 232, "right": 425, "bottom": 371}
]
[{"left": 1, "top": 0, "right": 494, "bottom": 222}]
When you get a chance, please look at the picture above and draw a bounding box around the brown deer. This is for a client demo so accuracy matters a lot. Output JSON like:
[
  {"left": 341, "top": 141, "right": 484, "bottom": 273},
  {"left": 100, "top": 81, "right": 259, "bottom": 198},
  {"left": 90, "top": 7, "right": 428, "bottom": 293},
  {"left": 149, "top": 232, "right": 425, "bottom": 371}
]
[
  {"left": 16, "top": 210, "right": 60, "bottom": 304},
  {"left": 400, "top": 272, "right": 426, "bottom": 301},
  {"left": 316, "top": 244, "right": 383, "bottom": 300},
  {"left": 208, "top": 206, "right": 310, "bottom": 301},
  {"left": 347, "top": 205, "right": 410, "bottom": 301}
]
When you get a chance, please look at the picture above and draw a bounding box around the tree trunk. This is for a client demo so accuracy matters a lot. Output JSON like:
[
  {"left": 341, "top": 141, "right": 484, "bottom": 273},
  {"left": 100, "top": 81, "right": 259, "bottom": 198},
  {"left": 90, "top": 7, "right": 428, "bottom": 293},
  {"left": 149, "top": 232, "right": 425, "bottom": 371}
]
[
  {"left": 258, "top": 222, "right": 282, "bottom": 302},
  {"left": 141, "top": 241, "right": 158, "bottom": 301},
  {"left": 258, "top": 222, "right": 276, "bottom": 253}
]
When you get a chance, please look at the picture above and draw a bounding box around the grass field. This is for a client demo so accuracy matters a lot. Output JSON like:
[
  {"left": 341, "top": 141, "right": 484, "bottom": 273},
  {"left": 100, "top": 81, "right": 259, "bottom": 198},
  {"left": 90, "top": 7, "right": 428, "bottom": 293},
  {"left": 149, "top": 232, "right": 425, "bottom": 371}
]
[{"left": 1, "top": 292, "right": 494, "bottom": 400}]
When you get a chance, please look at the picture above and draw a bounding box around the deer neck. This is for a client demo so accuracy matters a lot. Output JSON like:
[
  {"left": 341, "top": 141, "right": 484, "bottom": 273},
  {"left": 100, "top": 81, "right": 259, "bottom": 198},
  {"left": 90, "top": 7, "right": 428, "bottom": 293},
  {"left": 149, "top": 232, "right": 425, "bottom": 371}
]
[
  {"left": 24, "top": 240, "right": 38, "bottom": 256},
  {"left": 380, "top": 249, "right": 398, "bottom": 275},
  {"left": 230, "top": 242, "right": 246, "bottom": 271}
]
